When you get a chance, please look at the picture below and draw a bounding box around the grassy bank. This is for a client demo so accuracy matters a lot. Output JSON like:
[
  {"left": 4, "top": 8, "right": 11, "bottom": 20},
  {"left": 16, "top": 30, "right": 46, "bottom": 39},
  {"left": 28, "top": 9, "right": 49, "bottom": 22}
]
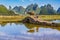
[
  {"left": 0, "top": 15, "right": 26, "bottom": 22},
  {"left": 0, "top": 15, "right": 60, "bottom": 22},
  {"left": 38, "top": 15, "right": 60, "bottom": 21}
]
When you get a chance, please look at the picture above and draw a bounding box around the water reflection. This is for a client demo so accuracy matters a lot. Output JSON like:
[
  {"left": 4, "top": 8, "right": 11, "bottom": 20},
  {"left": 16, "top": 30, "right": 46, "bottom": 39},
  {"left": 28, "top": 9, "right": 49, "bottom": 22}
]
[
  {"left": 0, "top": 21, "right": 60, "bottom": 40},
  {"left": 52, "top": 20, "right": 60, "bottom": 23},
  {"left": 0, "top": 22, "right": 7, "bottom": 27},
  {"left": 24, "top": 23, "right": 60, "bottom": 33},
  {"left": 0, "top": 22, "right": 60, "bottom": 33},
  {"left": 27, "top": 27, "right": 39, "bottom": 33}
]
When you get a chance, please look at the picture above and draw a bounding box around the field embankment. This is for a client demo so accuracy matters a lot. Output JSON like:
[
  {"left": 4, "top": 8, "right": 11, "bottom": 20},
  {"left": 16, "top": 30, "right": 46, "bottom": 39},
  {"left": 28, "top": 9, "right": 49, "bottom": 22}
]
[
  {"left": 0, "top": 15, "right": 60, "bottom": 23},
  {"left": 0, "top": 15, "right": 26, "bottom": 22},
  {"left": 38, "top": 15, "right": 60, "bottom": 21}
]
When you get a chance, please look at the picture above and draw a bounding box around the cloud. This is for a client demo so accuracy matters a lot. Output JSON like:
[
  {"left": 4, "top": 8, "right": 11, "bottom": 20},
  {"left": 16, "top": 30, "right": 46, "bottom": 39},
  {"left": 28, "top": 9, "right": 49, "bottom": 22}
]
[{"left": 0, "top": 32, "right": 7, "bottom": 36}]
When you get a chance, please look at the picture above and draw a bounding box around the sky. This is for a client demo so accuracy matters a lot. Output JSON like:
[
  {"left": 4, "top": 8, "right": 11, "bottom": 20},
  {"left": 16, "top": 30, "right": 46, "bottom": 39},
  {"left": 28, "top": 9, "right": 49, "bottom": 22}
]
[{"left": 0, "top": 0, "right": 60, "bottom": 10}]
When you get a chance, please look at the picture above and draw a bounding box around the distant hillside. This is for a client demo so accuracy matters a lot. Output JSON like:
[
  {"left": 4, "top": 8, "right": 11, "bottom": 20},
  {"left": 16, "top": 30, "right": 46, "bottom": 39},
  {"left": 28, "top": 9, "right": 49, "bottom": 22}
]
[
  {"left": 0, "top": 5, "right": 8, "bottom": 13},
  {"left": 12, "top": 4, "right": 40, "bottom": 15},
  {"left": 12, "top": 3, "right": 60, "bottom": 15},
  {"left": 0, "top": 4, "right": 60, "bottom": 15},
  {"left": 57, "top": 8, "right": 60, "bottom": 14},
  {"left": 13, "top": 6, "right": 25, "bottom": 14},
  {"left": 25, "top": 3, "right": 40, "bottom": 15},
  {"left": 39, "top": 4, "right": 56, "bottom": 15},
  {"left": 0, "top": 5, "right": 17, "bottom": 15}
]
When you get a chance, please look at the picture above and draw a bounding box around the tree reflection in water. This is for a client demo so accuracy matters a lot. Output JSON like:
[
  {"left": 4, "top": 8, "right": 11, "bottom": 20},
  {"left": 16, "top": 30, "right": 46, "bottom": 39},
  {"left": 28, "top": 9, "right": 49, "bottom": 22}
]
[
  {"left": 0, "top": 22, "right": 60, "bottom": 33},
  {"left": 24, "top": 23, "right": 60, "bottom": 33},
  {"left": 27, "top": 27, "right": 39, "bottom": 33},
  {"left": 0, "top": 22, "right": 7, "bottom": 27},
  {"left": 0, "top": 22, "right": 60, "bottom": 40}
]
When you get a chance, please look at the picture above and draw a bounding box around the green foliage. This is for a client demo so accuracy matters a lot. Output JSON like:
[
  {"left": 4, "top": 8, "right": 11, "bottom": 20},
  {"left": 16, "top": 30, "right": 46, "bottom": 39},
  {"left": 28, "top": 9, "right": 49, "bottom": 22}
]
[
  {"left": 8, "top": 10, "right": 18, "bottom": 15},
  {"left": 0, "top": 5, "right": 17, "bottom": 15},
  {"left": 0, "top": 5, "right": 8, "bottom": 13}
]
